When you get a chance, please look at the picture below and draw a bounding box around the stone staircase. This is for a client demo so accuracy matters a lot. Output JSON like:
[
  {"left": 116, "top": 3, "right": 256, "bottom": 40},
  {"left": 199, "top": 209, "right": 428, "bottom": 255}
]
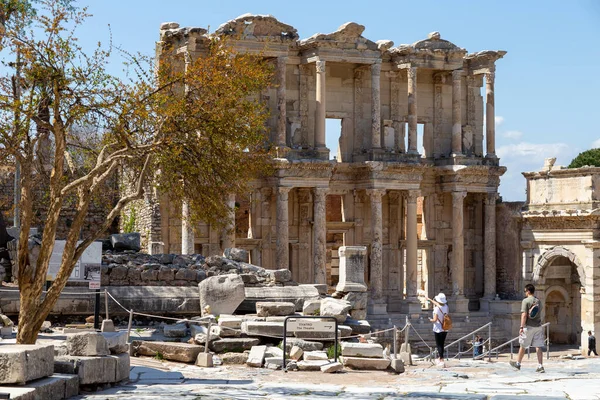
[{"left": 368, "top": 311, "right": 513, "bottom": 356}]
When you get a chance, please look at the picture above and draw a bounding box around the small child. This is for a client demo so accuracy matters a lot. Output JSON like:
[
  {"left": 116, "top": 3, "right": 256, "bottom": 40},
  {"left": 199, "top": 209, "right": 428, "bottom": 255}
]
[{"left": 473, "top": 335, "right": 484, "bottom": 358}]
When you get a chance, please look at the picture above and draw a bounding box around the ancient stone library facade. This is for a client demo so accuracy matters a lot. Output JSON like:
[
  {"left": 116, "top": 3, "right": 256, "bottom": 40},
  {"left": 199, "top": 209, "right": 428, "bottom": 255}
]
[{"left": 144, "top": 15, "right": 507, "bottom": 315}]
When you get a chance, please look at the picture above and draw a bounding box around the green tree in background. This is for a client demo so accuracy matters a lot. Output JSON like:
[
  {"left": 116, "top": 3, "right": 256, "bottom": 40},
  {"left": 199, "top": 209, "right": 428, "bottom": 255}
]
[{"left": 568, "top": 148, "right": 600, "bottom": 168}]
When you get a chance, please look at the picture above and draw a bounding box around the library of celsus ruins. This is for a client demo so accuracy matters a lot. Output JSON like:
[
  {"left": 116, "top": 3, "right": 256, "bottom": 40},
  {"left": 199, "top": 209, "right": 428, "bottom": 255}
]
[{"left": 148, "top": 15, "right": 507, "bottom": 315}]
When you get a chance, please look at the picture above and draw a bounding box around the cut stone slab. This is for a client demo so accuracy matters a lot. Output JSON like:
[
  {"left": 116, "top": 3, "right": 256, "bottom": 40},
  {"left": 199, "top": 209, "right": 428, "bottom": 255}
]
[
  {"left": 247, "top": 345, "right": 267, "bottom": 367},
  {"left": 339, "top": 325, "right": 352, "bottom": 337},
  {"left": 264, "top": 356, "right": 284, "bottom": 367},
  {"left": 341, "top": 342, "right": 384, "bottom": 358},
  {"left": 163, "top": 323, "right": 188, "bottom": 338},
  {"left": 111, "top": 353, "right": 130, "bottom": 382},
  {"left": 256, "top": 301, "right": 296, "bottom": 317},
  {"left": 211, "top": 325, "right": 240, "bottom": 338},
  {"left": 269, "top": 269, "right": 292, "bottom": 283},
  {"left": 55, "top": 356, "right": 116, "bottom": 385},
  {"left": 297, "top": 360, "right": 329, "bottom": 371},
  {"left": 320, "top": 298, "right": 352, "bottom": 323},
  {"left": 54, "top": 373, "right": 80, "bottom": 398},
  {"left": 134, "top": 341, "right": 203, "bottom": 363},
  {"left": 66, "top": 332, "right": 109, "bottom": 356},
  {"left": 265, "top": 345, "right": 284, "bottom": 358},
  {"left": 218, "top": 316, "right": 243, "bottom": 329},
  {"left": 196, "top": 352, "right": 213, "bottom": 367},
  {"left": 321, "top": 361, "right": 343, "bottom": 373},
  {"left": 101, "top": 331, "right": 129, "bottom": 354},
  {"left": 302, "top": 299, "right": 321, "bottom": 315},
  {"left": 344, "top": 318, "right": 371, "bottom": 334},
  {"left": 350, "top": 308, "right": 367, "bottom": 320},
  {"left": 240, "top": 285, "right": 320, "bottom": 313},
  {"left": 342, "top": 291, "right": 368, "bottom": 309},
  {"left": 223, "top": 247, "right": 249, "bottom": 263},
  {"left": 210, "top": 338, "right": 260, "bottom": 353},
  {"left": 303, "top": 351, "right": 328, "bottom": 361},
  {"left": 199, "top": 274, "right": 245, "bottom": 316},
  {"left": 241, "top": 321, "right": 284, "bottom": 337},
  {"left": 289, "top": 345, "right": 303, "bottom": 360},
  {"left": 0, "top": 344, "right": 54, "bottom": 384},
  {"left": 220, "top": 352, "right": 249, "bottom": 365},
  {"left": 0, "top": 375, "right": 70, "bottom": 400},
  {"left": 284, "top": 338, "right": 323, "bottom": 352},
  {"left": 340, "top": 356, "right": 390, "bottom": 370},
  {"left": 0, "top": 326, "right": 12, "bottom": 337},
  {"left": 390, "top": 358, "right": 405, "bottom": 374}
]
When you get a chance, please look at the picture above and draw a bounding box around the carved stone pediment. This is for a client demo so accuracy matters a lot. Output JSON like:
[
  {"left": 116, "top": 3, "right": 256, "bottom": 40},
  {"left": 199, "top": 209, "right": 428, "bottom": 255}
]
[
  {"left": 412, "top": 32, "right": 465, "bottom": 53},
  {"left": 298, "top": 22, "right": 387, "bottom": 52},
  {"left": 215, "top": 14, "right": 298, "bottom": 42}
]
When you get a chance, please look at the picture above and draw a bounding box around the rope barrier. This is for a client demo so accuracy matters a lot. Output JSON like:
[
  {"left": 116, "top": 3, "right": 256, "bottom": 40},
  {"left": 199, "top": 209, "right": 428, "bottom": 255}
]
[{"left": 0, "top": 288, "right": 99, "bottom": 296}]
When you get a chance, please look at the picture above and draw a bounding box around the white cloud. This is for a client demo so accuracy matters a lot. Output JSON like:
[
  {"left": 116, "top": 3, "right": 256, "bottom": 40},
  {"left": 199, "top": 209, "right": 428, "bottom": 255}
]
[
  {"left": 502, "top": 130, "right": 523, "bottom": 140},
  {"left": 497, "top": 142, "right": 569, "bottom": 162},
  {"left": 495, "top": 116, "right": 505, "bottom": 127},
  {"left": 592, "top": 138, "right": 600, "bottom": 148}
]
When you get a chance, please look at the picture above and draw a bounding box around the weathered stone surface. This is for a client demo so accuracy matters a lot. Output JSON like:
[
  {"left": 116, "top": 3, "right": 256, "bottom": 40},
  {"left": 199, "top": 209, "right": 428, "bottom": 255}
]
[
  {"left": 163, "top": 323, "right": 188, "bottom": 337},
  {"left": 345, "top": 318, "right": 371, "bottom": 334},
  {"left": 320, "top": 298, "right": 352, "bottom": 323},
  {"left": 54, "top": 355, "right": 120, "bottom": 385},
  {"left": 284, "top": 338, "right": 323, "bottom": 352},
  {"left": 303, "top": 351, "right": 328, "bottom": 361},
  {"left": 101, "top": 319, "right": 116, "bottom": 332},
  {"left": 210, "top": 338, "right": 260, "bottom": 353},
  {"left": 247, "top": 345, "right": 267, "bottom": 367},
  {"left": 218, "top": 316, "right": 243, "bottom": 329},
  {"left": 241, "top": 321, "right": 284, "bottom": 337},
  {"left": 112, "top": 353, "right": 130, "bottom": 382},
  {"left": 265, "top": 346, "right": 284, "bottom": 358},
  {"left": 110, "top": 233, "right": 141, "bottom": 252},
  {"left": 340, "top": 356, "right": 390, "bottom": 370},
  {"left": 302, "top": 299, "right": 321, "bottom": 315},
  {"left": 341, "top": 342, "right": 383, "bottom": 358},
  {"left": 134, "top": 341, "right": 203, "bottom": 363},
  {"left": 264, "top": 356, "right": 284, "bottom": 367},
  {"left": 290, "top": 345, "right": 303, "bottom": 360},
  {"left": 101, "top": 331, "right": 129, "bottom": 354},
  {"left": 241, "top": 285, "right": 319, "bottom": 312},
  {"left": 339, "top": 325, "right": 352, "bottom": 337},
  {"left": 256, "top": 301, "right": 296, "bottom": 317},
  {"left": 321, "top": 361, "right": 343, "bottom": 373},
  {"left": 297, "top": 360, "right": 328, "bottom": 371},
  {"left": 343, "top": 291, "right": 368, "bottom": 310},
  {"left": 211, "top": 325, "right": 240, "bottom": 338},
  {"left": 66, "top": 332, "right": 110, "bottom": 356},
  {"left": 196, "top": 352, "right": 213, "bottom": 367},
  {"left": 390, "top": 358, "right": 405, "bottom": 374},
  {"left": 199, "top": 274, "right": 245, "bottom": 316},
  {"left": 1, "top": 375, "right": 69, "bottom": 400},
  {"left": 54, "top": 373, "right": 80, "bottom": 398},
  {"left": 349, "top": 308, "right": 367, "bottom": 320},
  {"left": 224, "top": 248, "right": 249, "bottom": 263},
  {"left": 269, "top": 269, "right": 292, "bottom": 283},
  {"left": 0, "top": 344, "right": 54, "bottom": 384},
  {"left": 220, "top": 352, "right": 249, "bottom": 365}
]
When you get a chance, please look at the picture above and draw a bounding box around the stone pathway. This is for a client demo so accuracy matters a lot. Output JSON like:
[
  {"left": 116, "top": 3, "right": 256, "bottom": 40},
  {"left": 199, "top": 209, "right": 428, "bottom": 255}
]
[{"left": 74, "top": 356, "right": 600, "bottom": 399}]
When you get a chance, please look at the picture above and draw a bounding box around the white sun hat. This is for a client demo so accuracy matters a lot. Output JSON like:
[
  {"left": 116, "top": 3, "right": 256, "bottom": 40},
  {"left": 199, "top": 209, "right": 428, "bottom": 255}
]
[{"left": 434, "top": 293, "right": 447, "bottom": 304}]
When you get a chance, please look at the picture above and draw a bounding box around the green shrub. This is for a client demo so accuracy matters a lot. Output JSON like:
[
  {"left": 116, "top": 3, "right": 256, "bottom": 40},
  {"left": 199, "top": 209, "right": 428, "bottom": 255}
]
[{"left": 568, "top": 148, "right": 600, "bottom": 168}]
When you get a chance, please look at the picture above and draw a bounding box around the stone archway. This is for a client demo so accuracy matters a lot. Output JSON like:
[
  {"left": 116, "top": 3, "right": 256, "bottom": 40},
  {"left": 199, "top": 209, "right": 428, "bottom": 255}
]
[{"left": 532, "top": 246, "right": 586, "bottom": 285}]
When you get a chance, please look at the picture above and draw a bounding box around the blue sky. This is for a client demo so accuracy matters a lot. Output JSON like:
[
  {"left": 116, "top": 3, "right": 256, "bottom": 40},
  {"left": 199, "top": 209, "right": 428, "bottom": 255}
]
[{"left": 77, "top": 0, "right": 600, "bottom": 201}]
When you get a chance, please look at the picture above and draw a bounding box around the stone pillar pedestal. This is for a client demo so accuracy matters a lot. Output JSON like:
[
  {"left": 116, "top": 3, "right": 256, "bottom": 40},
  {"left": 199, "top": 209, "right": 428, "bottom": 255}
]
[
  {"left": 448, "top": 296, "right": 470, "bottom": 313},
  {"left": 336, "top": 246, "right": 368, "bottom": 292},
  {"left": 451, "top": 70, "right": 463, "bottom": 156},
  {"left": 315, "top": 60, "right": 326, "bottom": 149},
  {"left": 313, "top": 187, "right": 327, "bottom": 285},
  {"left": 276, "top": 187, "right": 291, "bottom": 269},
  {"left": 407, "top": 67, "right": 418, "bottom": 154}
]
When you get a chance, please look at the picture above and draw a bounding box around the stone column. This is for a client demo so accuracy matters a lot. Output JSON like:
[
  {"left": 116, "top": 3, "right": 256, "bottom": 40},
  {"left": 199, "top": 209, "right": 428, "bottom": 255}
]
[
  {"left": 276, "top": 187, "right": 291, "bottom": 269},
  {"left": 313, "top": 187, "right": 327, "bottom": 285},
  {"left": 405, "top": 190, "right": 419, "bottom": 298},
  {"left": 181, "top": 200, "right": 194, "bottom": 255},
  {"left": 371, "top": 62, "right": 382, "bottom": 149},
  {"left": 451, "top": 69, "right": 463, "bottom": 156},
  {"left": 276, "top": 56, "right": 288, "bottom": 147},
  {"left": 483, "top": 193, "right": 497, "bottom": 298},
  {"left": 222, "top": 193, "right": 236, "bottom": 251},
  {"left": 407, "top": 67, "right": 418, "bottom": 154},
  {"left": 485, "top": 71, "right": 496, "bottom": 157},
  {"left": 336, "top": 246, "right": 368, "bottom": 292},
  {"left": 451, "top": 191, "right": 468, "bottom": 311},
  {"left": 367, "top": 189, "right": 385, "bottom": 301},
  {"left": 315, "top": 60, "right": 326, "bottom": 148}
]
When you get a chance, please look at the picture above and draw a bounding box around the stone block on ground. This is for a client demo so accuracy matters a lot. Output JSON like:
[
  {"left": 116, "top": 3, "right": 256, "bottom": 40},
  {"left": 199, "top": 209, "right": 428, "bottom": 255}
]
[
  {"left": 101, "top": 319, "right": 116, "bottom": 332},
  {"left": 321, "top": 361, "right": 343, "bottom": 373},
  {"left": 220, "top": 352, "right": 249, "bottom": 365},
  {"left": 101, "top": 331, "right": 129, "bottom": 354},
  {"left": 218, "top": 316, "right": 243, "bottom": 330},
  {"left": 199, "top": 274, "right": 245, "bottom": 316},
  {"left": 341, "top": 342, "right": 384, "bottom": 358},
  {"left": 349, "top": 309, "right": 367, "bottom": 320},
  {"left": 247, "top": 345, "right": 267, "bottom": 367},
  {"left": 265, "top": 346, "right": 284, "bottom": 358},
  {"left": 133, "top": 341, "right": 203, "bottom": 363},
  {"left": 344, "top": 318, "right": 371, "bottom": 335},
  {"left": 0, "top": 326, "right": 12, "bottom": 338},
  {"left": 320, "top": 298, "right": 352, "bottom": 323},
  {"left": 0, "top": 344, "right": 54, "bottom": 384},
  {"left": 399, "top": 351, "right": 412, "bottom": 366},
  {"left": 196, "top": 352, "right": 213, "bottom": 367},
  {"left": 342, "top": 292, "right": 369, "bottom": 310},
  {"left": 0, "top": 375, "right": 71, "bottom": 400},
  {"left": 303, "top": 351, "right": 328, "bottom": 361},
  {"left": 302, "top": 299, "right": 321, "bottom": 315},
  {"left": 66, "top": 332, "right": 110, "bottom": 356},
  {"left": 264, "top": 356, "right": 284, "bottom": 367},
  {"left": 241, "top": 321, "right": 284, "bottom": 337},
  {"left": 55, "top": 356, "right": 115, "bottom": 385},
  {"left": 390, "top": 358, "right": 405, "bottom": 374},
  {"left": 283, "top": 338, "right": 323, "bottom": 352},
  {"left": 256, "top": 301, "right": 296, "bottom": 317},
  {"left": 223, "top": 248, "right": 249, "bottom": 263},
  {"left": 269, "top": 269, "right": 292, "bottom": 283},
  {"left": 297, "top": 360, "right": 329, "bottom": 371},
  {"left": 289, "top": 345, "right": 303, "bottom": 360},
  {"left": 112, "top": 353, "right": 130, "bottom": 382},
  {"left": 209, "top": 338, "right": 260, "bottom": 353},
  {"left": 110, "top": 233, "right": 141, "bottom": 252},
  {"left": 54, "top": 373, "right": 80, "bottom": 398},
  {"left": 340, "top": 356, "right": 390, "bottom": 370},
  {"left": 338, "top": 325, "right": 352, "bottom": 337},
  {"left": 241, "top": 285, "right": 320, "bottom": 313},
  {"left": 163, "top": 323, "right": 188, "bottom": 338},
  {"left": 211, "top": 325, "right": 240, "bottom": 338}
]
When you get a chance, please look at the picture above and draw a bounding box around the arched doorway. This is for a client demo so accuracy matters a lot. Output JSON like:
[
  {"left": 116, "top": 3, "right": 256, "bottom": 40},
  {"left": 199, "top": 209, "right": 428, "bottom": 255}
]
[{"left": 533, "top": 248, "right": 584, "bottom": 346}]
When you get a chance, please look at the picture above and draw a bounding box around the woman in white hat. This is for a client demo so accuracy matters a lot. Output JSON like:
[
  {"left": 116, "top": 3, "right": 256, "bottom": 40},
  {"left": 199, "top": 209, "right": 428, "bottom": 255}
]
[{"left": 427, "top": 292, "right": 449, "bottom": 367}]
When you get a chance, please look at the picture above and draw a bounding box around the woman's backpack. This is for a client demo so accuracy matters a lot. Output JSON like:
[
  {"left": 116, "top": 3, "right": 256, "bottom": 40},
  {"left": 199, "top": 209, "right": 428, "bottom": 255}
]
[{"left": 442, "top": 312, "right": 452, "bottom": 331}]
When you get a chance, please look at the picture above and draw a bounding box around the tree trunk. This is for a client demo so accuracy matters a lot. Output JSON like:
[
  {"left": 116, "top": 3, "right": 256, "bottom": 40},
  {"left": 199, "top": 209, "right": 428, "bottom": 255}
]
[{"left": 16, "top": 287, "right": 45, "bottom": 343}]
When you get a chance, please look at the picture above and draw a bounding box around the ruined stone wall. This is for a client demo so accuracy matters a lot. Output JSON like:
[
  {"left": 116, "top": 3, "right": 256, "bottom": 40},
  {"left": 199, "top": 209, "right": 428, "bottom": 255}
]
[
  {"left": 496, "top": 201, "right": 524, "bottom": 299},
  {"left": 0, "top": 170, "right": 15, "bottom": 223}
]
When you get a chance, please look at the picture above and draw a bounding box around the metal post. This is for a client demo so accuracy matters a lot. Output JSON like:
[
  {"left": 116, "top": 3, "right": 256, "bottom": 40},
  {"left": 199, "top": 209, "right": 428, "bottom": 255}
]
[
  {"left": 204, "top": 322, "right": 211, "bottom": 353},
  {"left": 488, "top": 323, "right": 492, "bottom": 361},
  {"left": 393, "top": 325, "right": 398, "bottom": 359},
  {"left": 546, "top": 324, "right": 550, "bottom": 360},
  {"left": 126, "top": 309, "right": 134, "bottom": 343},
  {"left": 104, "top": 289, "right": 109, "bottom": 321},
  {"left": 94, "top": 289, "right": 101, "bottom": 330},
  {"left": 458, "top": 340, "right": 461, "bottom": 360},
  {"left": 510, "top": 342, "right": 513, "bottom": 359}
]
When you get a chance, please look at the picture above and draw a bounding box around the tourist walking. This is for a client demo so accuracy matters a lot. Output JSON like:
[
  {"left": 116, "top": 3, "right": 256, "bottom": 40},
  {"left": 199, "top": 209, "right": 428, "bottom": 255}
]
[
  {"left": 588, "top": 331, "right": 598, "bottom": 356},
  {"left": 427, "top": 292, "right": 450, "bottom": 367},
  {"left": 510, "top": 284, "right": 545, "bottom": 373}
]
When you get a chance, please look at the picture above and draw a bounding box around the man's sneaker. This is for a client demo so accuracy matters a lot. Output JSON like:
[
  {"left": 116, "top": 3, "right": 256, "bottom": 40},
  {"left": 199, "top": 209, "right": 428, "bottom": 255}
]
[
  {"left": 509, "top": 361, "right": 521, "bottom": 370},
  {"left": 536, "top": 366, "right": 545, "bottom": 373}
]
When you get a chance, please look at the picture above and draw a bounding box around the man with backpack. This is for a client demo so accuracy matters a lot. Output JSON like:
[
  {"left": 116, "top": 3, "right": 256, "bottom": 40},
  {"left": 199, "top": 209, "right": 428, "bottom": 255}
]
[{"left": 510, "top": 284, "right": 545, "bottom": 373}]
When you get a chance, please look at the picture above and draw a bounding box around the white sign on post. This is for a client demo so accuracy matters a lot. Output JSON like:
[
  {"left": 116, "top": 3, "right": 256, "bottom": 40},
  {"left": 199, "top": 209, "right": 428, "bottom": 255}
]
[
  {"left": 47, "top": 241, "right": 102, "bottom": 285},
  {"left": 89, "top": 281, "right": 101, "bottom": 290},
  {"left": 287, "top": 319, "right": 335, "bottom": 332}
]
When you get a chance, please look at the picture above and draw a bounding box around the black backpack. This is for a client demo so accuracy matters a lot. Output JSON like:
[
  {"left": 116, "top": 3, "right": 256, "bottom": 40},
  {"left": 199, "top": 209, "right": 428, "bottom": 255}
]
[{"left": 528, "top": 297, "right": 540, "bottom": 319}]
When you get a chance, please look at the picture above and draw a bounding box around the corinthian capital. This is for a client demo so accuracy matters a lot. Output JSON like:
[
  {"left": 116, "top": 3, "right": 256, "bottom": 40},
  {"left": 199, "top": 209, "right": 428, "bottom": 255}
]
[{"left": 316, "top": 60, "right": 326, "bottom": 73}]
